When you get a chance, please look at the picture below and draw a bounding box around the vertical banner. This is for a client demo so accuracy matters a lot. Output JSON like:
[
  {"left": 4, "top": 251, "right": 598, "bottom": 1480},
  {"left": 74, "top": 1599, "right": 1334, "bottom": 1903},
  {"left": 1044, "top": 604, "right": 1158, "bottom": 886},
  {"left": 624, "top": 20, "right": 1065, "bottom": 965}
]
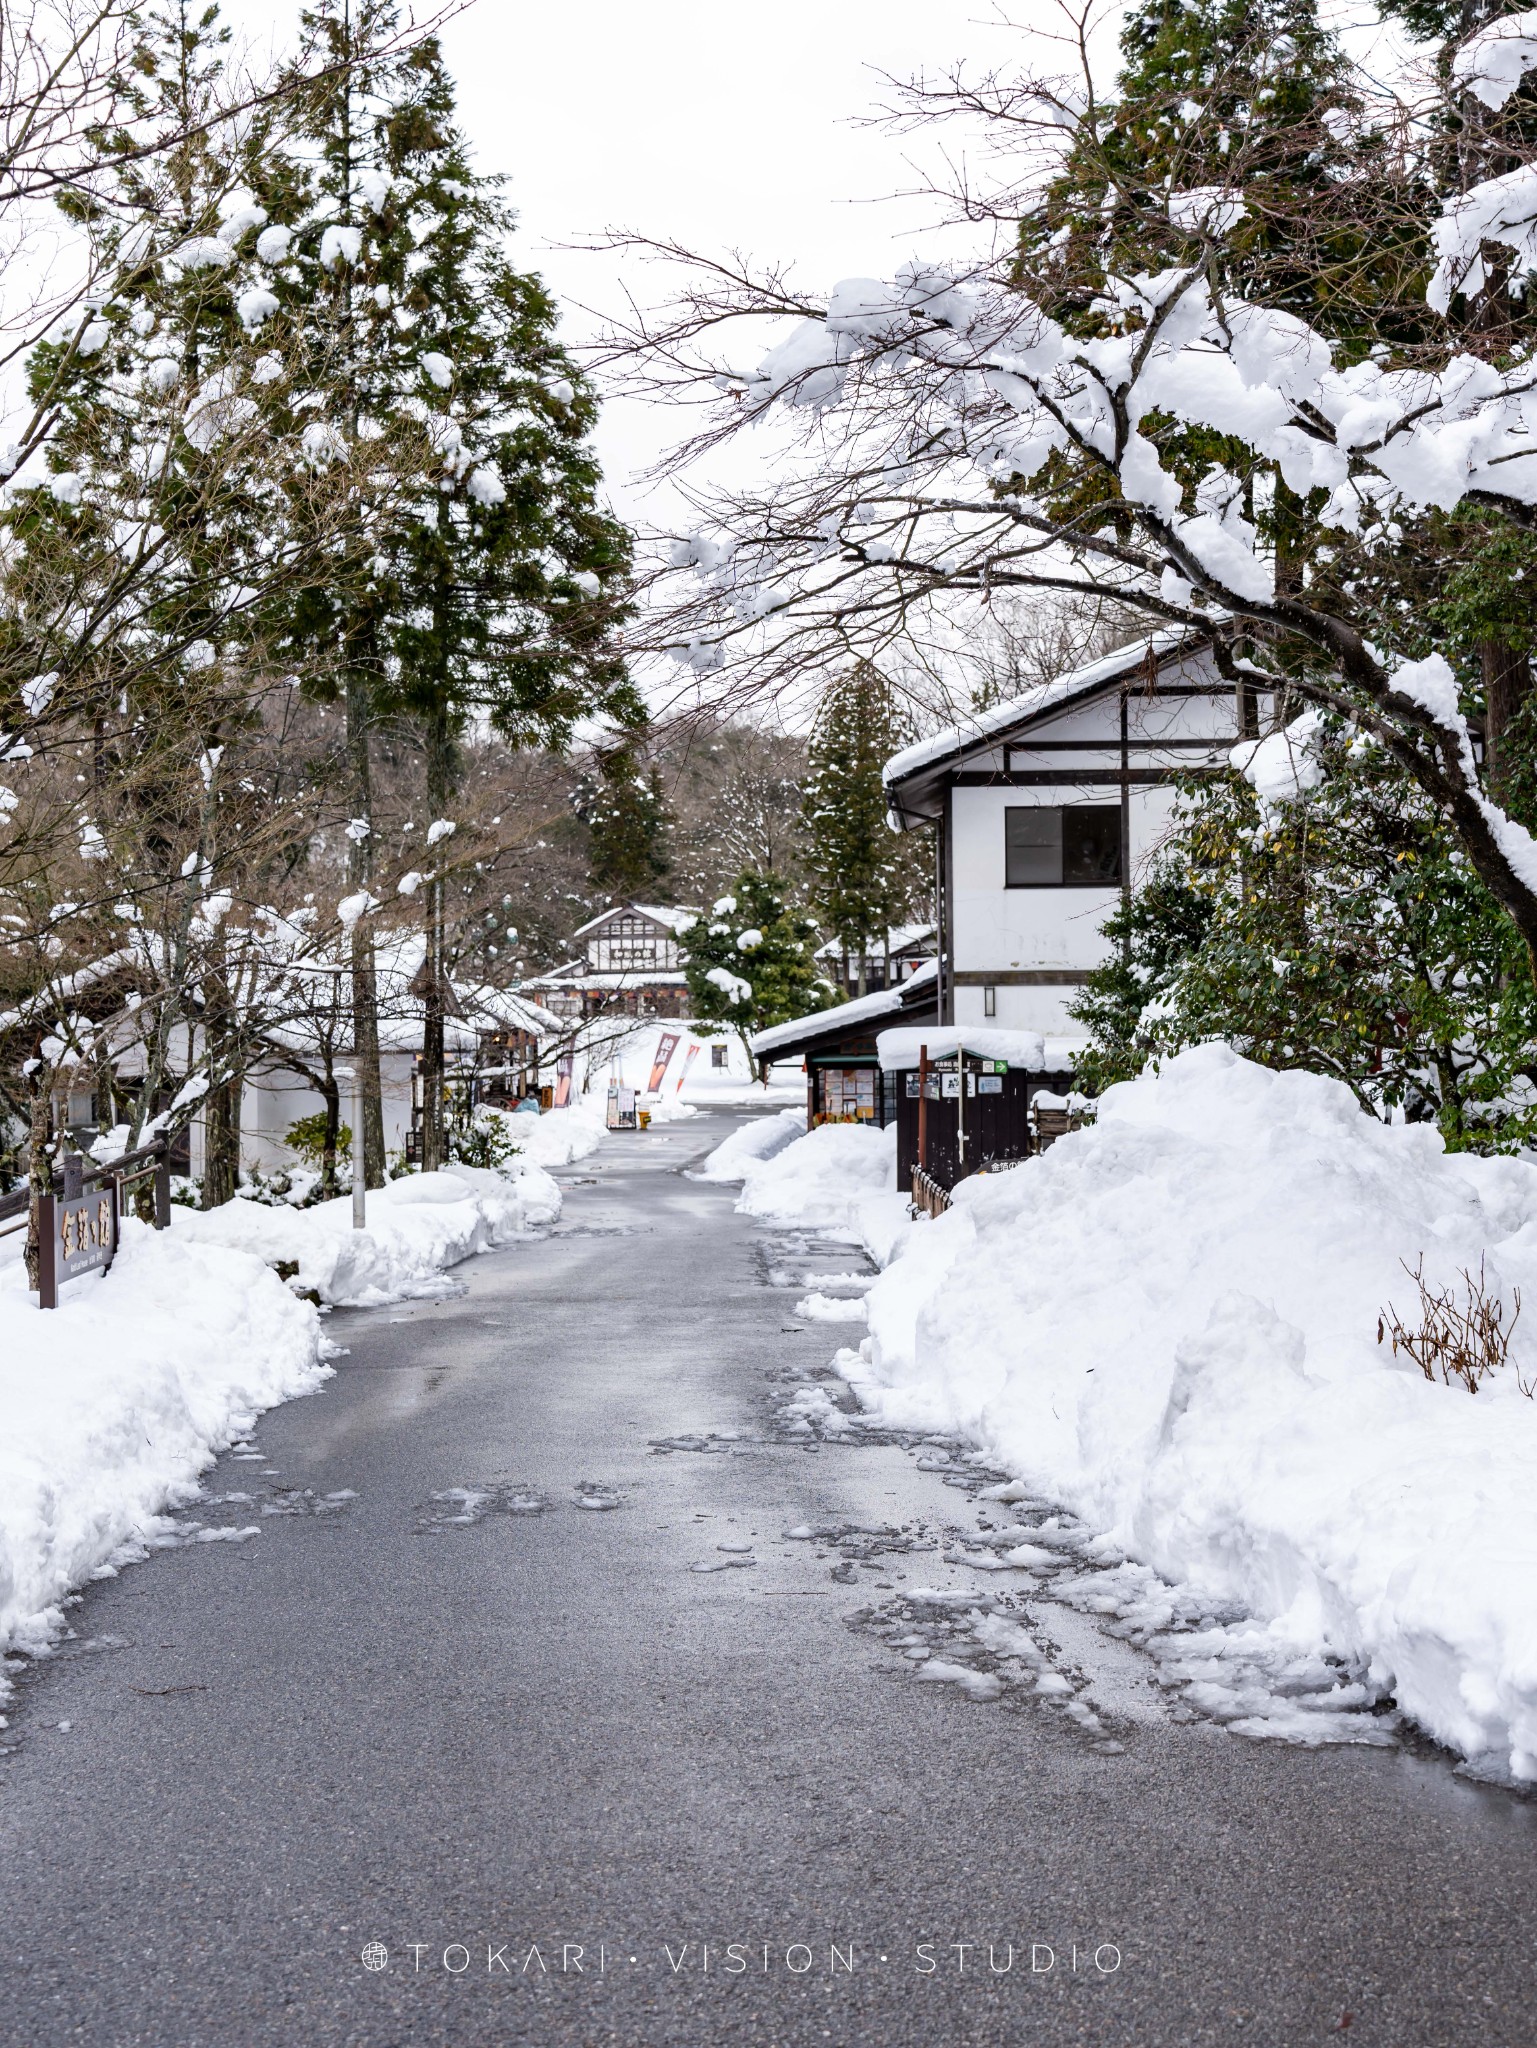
[
  {"left": 675, "top": 1042, "right": 702, "bottom": 1094},
  {"left": 646, "top": 1031, "right": 680, "bottom": 1094},
  {"left": 553, "top": 1052, "right": 574, "bottom": 1108}
]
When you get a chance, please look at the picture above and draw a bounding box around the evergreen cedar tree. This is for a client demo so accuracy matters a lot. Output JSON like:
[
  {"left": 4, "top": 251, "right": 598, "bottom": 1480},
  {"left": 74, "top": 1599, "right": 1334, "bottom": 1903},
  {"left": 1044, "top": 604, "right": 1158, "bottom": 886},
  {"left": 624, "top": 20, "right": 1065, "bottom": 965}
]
[
  {"left": 13, "top": 0, "right": 327, "bottom": 1205},
  {"left": 801, "top": 663, "right": 930, "bottom": 990},
  {"left": 680, "top": 874, "right": 835, "bottom": 1055},
  {"left": 580, "top": 745, "right": 673, "bottom": 900},
  {"left": 11, "top": 0, "right": 636, "bottom": 1188}
]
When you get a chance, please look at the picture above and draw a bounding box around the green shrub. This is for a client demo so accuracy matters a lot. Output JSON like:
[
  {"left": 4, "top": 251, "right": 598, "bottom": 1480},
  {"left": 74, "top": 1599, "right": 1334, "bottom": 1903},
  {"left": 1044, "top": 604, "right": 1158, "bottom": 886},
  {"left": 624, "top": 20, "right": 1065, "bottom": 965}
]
[{"left": 286, "top": 1110, "right": 351, "bottom": 1168}]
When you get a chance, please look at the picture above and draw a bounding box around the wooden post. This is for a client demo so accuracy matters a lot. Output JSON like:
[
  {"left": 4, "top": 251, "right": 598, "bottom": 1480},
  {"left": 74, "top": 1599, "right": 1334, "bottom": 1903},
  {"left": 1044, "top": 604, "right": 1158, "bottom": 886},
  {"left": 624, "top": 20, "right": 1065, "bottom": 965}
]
[
  {"left": 917, "top": 1043, "right": 929, "bottom": 1174},
  {"left": 153, "top": 1137, "right": 171, "bottom": 1230},
  {"left": 36, "top": 1190, "right": 57, "bottom": 1309}
]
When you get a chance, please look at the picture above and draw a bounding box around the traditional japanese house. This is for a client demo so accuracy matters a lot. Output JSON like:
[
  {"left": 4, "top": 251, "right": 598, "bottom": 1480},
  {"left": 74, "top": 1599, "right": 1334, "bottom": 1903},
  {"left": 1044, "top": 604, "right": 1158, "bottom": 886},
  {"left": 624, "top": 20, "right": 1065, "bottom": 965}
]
[
  {"left": 522, "top": 903, "right": 698, "bottom": 1020},
  {"left": 750, "top": 960, "right": 939, "bottom": 1127},
  {"left": 882, "top": 631, "right": 1276, "bottom": 1035}
]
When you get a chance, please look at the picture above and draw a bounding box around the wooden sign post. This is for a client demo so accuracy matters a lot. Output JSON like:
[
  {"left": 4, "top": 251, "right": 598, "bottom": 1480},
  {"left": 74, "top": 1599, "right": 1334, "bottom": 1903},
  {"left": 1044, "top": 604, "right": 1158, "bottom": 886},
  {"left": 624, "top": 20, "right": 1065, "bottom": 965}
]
[{"left": 36, "top": 1163, "right": 119, "bottom": 1310}]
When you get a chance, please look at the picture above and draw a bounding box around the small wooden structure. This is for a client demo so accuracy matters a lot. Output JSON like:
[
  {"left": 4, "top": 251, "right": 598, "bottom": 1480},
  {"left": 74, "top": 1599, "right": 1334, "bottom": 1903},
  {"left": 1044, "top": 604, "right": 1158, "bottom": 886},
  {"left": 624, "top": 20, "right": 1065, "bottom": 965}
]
[
  {"left": 750, "top": 962, "right": 939, "bottom": 1129},
  {"left": 877, "top": 1027, "right": 1076, "bottom": 1198}
]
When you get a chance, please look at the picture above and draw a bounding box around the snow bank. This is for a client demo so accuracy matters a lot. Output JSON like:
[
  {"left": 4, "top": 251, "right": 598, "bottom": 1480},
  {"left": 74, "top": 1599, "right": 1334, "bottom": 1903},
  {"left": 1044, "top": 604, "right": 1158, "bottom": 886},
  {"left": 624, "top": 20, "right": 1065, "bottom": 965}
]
[
  {"left": 174, "top": 1158, "right": 560, "bottom": 1307},
  {"left": 694, "top": 1107, "right": 805, "bottom": 1182},
  {"left": 837, "top": 1045, "right": 1537, "bottom": 1780},
  {"left": 497, "top": 1101, "right": 606, "bottom": 1169},
  {"left": 735, "top": 1121, "right": 903, "bottom": 1241},
  {"left": 0, "top": 1220, "right": 326, "bottom": 1691}
]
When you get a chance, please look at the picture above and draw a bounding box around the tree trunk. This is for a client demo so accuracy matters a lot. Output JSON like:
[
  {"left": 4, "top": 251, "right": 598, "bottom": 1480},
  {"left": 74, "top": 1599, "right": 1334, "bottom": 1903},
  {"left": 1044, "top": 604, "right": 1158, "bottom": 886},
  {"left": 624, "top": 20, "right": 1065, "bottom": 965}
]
[
  {"left": 24, "top": 1076, "right": 52, "bottom": 1292},
  {"left": 1482, "top": 640, "right": 1532, "bottom": 799},
  {"left": 419, "top": 702, "right": 454, "bottom": 1173},
  {"left": 320, "top": 1066, "right": 342, "bottom": 1200},
  {"left": 201, "top": 955, "right": 241, "bottom": 1209},
  {"left": 421, "top": 869, "right": 447, "bottom": 1171},
  {"left": 345, "top": 666, "right": 387, "bottom": 1187}
]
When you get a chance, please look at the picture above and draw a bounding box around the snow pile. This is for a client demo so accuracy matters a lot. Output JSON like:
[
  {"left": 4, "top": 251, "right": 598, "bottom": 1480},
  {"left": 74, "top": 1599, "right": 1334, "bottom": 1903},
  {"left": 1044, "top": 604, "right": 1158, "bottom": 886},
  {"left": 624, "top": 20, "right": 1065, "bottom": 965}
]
[
  {"left": 735, "top": 1120, "right": 901, "bottom": 1240},
  {"left": 0, "top": 1220, "right": 326, "bottom": 1690},
  {"left": 694, "top": 1108, "right": 806, "bottom": 1181},
  {"left": 840, "top": 1045, "right": 1537, "bottom": 1780},
  {"left": 174, "top": 1159, "right": 560, "bottom": 1307},
  {"left": 495, "top": 1101, "right": 607, "bottom": 1169}
]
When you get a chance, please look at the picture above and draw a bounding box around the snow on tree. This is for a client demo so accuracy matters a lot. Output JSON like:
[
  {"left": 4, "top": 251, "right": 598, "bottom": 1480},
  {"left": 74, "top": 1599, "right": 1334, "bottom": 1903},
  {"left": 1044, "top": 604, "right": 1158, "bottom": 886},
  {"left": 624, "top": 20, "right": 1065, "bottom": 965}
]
[
  {"left": 596, "top": 5, "right": 1537, "bottom": 991},
  {"left": 679, "top": 874, "right": 833, "bottom": 1056}
]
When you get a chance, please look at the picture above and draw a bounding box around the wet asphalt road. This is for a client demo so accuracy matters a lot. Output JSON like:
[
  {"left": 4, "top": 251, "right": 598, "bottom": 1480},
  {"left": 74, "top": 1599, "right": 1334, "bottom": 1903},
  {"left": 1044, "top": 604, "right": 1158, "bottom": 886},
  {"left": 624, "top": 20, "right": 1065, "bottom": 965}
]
[{"left": 1, "top": 1107, "right": 1536, "bottom": 2048}]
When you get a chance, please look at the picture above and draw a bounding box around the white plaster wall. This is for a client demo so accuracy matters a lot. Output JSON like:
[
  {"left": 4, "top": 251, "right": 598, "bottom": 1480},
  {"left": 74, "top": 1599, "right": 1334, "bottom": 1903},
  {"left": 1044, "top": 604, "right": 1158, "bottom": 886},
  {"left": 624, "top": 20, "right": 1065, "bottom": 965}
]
[{"left": 952, "top": 981, "right": 1082, "bottom": 1034}]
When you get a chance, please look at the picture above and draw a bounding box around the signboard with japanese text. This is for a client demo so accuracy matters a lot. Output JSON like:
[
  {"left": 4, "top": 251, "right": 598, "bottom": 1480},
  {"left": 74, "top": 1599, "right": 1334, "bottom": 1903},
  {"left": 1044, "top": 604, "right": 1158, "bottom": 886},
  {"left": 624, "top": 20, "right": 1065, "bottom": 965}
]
[
  {"left": 58, "top": 1184, "right": 117, "bottom": 1279},
  {"left": 35, "top": 1176, "right": 119, "bottom": 1308},
  {"left": 646, "top": 1031, "right": 680, "bottom": 1094}
]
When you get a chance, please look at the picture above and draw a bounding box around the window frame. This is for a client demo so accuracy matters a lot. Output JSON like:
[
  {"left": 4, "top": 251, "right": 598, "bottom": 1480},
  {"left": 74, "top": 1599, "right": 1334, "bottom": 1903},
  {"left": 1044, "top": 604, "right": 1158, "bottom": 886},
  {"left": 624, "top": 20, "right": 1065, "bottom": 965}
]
[{"left": 1003, "top": 803, "right": 1124, "bottom": 889}]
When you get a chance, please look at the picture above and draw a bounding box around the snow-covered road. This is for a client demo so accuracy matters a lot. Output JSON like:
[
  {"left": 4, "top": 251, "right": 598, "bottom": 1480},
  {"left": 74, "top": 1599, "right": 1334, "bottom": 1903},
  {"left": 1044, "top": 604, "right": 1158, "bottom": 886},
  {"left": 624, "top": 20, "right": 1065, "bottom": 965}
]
[{"left": 1, "top": 1111, "right": 1535, "bottom": 2047}]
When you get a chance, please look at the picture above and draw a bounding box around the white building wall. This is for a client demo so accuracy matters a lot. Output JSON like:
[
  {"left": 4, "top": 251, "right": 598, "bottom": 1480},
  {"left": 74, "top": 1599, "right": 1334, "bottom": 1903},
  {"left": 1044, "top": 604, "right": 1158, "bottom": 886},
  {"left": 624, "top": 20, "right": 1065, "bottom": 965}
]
[{"left": 944, "top": 653, "right": 1242, "bottom": 1037}]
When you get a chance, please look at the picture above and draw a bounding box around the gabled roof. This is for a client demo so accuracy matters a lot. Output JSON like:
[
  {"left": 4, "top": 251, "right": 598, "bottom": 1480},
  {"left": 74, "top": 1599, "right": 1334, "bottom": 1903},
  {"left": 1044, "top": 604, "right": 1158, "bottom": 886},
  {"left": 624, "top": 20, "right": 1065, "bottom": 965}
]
[
  {"left": 751, "top": 957, "right": 938, "bottom": 1059},
  {"left": 569, "top": 901, "right": 699, "bottom": 941},
  {"left": 883, "top": 630, "right": 1205, "bottom": 827}
]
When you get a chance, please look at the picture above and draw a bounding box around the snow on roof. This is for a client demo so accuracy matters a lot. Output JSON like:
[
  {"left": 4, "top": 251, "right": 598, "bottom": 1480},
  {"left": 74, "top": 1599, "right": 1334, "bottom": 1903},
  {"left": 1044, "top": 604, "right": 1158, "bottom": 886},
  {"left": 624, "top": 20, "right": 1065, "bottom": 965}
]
[
  {"left": 462, "top": 984, "right": 564, "bottom": 1036},
  {"left": 568, "top": 901, "right": 699, "bottom": 940},
  {"left": 876, "top": 1024, "right": 1051, "bottom": 1072},
  {"left": 523, "top": 967, "right": 689, "bottom": 989},
  {"left": 814, "top": 921, "right": 935, "bottom": 961},
  {"left": 751, "top": 958, "right": 938, "bottom": 1056},
  {"left": 882, "top": 631, "right": 1192, "bottom": 789}
]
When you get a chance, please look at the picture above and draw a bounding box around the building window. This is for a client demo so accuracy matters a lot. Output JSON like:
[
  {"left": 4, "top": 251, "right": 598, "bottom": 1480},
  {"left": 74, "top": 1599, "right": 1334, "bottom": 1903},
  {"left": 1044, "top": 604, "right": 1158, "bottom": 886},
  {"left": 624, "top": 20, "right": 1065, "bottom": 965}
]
[
  {"left": 1005, "top": 804, "right": 1122, "bottom": 887},
  {"left": 983, "top": 985, "right": 997, "bottom": 1018},
  {"left": 711, "top": 1044, "right": 728, "bottom": 1068}
]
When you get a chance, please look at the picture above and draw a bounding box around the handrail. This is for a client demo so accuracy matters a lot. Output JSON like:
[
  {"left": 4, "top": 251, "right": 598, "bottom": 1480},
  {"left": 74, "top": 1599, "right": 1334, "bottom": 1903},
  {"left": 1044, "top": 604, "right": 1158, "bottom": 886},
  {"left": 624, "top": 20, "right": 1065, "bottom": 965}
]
[{"left": 0, "top": 1133, "right": 172, "bottom": 1229}]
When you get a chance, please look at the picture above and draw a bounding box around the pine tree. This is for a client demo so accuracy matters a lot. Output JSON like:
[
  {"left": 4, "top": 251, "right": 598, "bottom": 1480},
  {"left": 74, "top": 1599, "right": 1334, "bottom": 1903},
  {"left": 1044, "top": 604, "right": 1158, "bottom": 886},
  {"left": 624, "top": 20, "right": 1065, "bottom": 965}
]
[
  {"left": 581, "top": 744, "right": 672, "bottom": 902},
  {"left": 680, "top": 874, "right": 833, "bottom": 1056},
  {"left": 801, "top": 663, "right": 927, "bottom": 994}
]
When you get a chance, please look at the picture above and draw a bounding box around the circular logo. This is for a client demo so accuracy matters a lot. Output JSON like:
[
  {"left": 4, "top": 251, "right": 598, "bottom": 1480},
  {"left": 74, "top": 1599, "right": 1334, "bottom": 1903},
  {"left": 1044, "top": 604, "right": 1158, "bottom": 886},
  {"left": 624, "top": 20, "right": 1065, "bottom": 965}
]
[{"left": 361, "top": 1942, "right": 388, "bottom": 1973}]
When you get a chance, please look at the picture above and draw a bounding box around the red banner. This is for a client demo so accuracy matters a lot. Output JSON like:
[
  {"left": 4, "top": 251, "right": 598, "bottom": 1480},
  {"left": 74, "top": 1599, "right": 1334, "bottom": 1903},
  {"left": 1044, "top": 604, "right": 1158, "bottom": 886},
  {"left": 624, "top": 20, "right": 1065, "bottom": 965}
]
[
  {"left": 675, "top": 1042, "right": 702, "bottom": 1093},
  {"left": 646, "top": 1031, "right": 680, "bottom": 1094},
  {"left": 552, "top": 1052, "right": 574, "bottom": 1108}
]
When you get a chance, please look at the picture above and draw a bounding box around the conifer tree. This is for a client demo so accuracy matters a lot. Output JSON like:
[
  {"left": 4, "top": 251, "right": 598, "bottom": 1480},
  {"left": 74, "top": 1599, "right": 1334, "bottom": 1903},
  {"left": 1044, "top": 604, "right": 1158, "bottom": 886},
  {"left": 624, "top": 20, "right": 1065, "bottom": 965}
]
[
  {"left": 258, "top": 1, "right": 635, "bottom": 1172},
  {"left": 581, "top": 744, "right": 672, "bottom": 902},
  {"left": 680, "top": 874, "right": 832, "bottom": 1056},
  {"left": 10, "top": 0, "right": 313, "bottom": 1206},
  {"left": 801, "top": 663, "right": 927, "bottom": 994}
]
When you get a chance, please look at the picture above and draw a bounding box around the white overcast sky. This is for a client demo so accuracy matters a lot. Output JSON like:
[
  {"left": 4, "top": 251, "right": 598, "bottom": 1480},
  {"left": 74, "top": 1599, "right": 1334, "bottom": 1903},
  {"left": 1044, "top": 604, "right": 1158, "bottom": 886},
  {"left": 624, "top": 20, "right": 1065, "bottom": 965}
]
[{"left": 431, "top": 0, "right": 1067, "bottom": 520}]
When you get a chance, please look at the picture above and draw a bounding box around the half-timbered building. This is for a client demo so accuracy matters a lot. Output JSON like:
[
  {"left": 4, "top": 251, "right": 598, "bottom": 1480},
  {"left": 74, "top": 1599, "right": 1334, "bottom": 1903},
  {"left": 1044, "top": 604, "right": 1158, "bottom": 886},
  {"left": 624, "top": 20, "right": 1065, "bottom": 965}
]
[
  {"left": 523, "top": 903, "right": 698, "bottom": 1020},
  {"left": 882, "top": 632, "right": 1276, "bottom": 1035}
]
